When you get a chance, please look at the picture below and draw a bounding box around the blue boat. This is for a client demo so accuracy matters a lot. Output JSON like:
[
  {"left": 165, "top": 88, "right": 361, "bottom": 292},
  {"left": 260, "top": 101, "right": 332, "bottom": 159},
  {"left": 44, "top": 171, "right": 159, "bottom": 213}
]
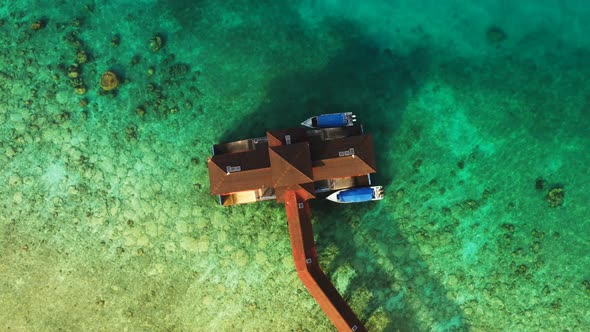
[
  {"left": 326, "top": 186, "right": 384, "bottom": 203},
  {"left": 301, "top": 112, "right": 356, "bottom": 128}
]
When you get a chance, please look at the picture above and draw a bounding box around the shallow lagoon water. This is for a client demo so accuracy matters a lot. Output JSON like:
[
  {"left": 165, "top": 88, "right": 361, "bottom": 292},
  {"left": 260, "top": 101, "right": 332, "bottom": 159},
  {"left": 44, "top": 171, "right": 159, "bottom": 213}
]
[{"left": 1, "top": 1, "right": 589, "bottom": 330}]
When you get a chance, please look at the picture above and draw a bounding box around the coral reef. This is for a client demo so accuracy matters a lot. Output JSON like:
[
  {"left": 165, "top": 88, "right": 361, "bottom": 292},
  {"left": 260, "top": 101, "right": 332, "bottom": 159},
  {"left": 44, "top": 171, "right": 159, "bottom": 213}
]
[
  {"left": 30, "top": 19, "right": 47, "bottom": 31},
  {"left": 67, "top": 65, "right": 80, "bottom": 78},
  {"left": 100, "top": 71, "right": 119, "bottom": 91},
  {"left": 135, "top": 106, "right": 146, "bottom": 117},
  {"left": 546, "top": 185, "right": 565, "bottom": 207},
  {"left": 486, "top": 26, "right": 507, "bottom": 44},
  {"left": 74, "top": 85, "right": 87, "bottom": 95},
  {"left": 130, "top": 55, "right": 141, "bottom": 66},
  {"left": 75, "top": 50, "right": 90, "bottom": 64},
  {"left": 70, "top": 17, "right": 83, "bottom": 28},
  {"left": 168, "top": 63, "right": 190, "bottom": 76},
  {"left": 110, "top": 33, "right": 120, "bottom": 47},
  {"left": 149, "top": 34, "right": 164, "bottom": 52},
  {"left": 64, "top": 65, "right": 86, "bottom": 94}
]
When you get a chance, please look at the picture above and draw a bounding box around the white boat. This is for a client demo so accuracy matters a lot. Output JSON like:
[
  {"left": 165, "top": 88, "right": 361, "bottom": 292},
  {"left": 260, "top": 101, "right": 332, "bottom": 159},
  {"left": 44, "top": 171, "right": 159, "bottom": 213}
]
[
  {"left": 301, "top": 112, "right": 356, "bottom": 128},
  {"left": 326, "top": 186, "right": 384, "bottom": 203}
]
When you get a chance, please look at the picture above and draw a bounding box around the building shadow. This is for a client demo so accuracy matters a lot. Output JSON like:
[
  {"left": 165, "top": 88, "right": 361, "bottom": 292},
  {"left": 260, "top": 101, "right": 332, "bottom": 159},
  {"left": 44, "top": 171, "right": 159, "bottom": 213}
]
[
  {"left": 216, "top": 13, "right": 464, "bottom": 331},
  {"left": 219, "top": 19, "right": 429, "bottom": 187}
]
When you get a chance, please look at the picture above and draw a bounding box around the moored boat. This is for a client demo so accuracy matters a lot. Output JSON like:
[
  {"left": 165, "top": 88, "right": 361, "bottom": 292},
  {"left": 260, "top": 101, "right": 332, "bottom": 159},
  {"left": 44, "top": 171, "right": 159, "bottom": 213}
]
[
  {"left": 301, "top": 112, "right": 356, "bottom": 128},
  {"left": 326, "top": 186, "right": 384, "bottom": 203}
]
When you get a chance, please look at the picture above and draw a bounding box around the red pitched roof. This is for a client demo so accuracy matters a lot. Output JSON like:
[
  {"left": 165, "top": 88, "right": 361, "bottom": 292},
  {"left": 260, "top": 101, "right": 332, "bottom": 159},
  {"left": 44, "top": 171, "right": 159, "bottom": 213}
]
[
  {"left": 208, "top": 148, "right": 272, "bottom": 194},
  {"left": 269, "top": 142, "right": 313, "bottom": 187},
  {"left": 208, "top": 128, "right": 376, "bottom": 196},
  {"left": 311, "top": 134, "right": 376, "bottom": 180}
]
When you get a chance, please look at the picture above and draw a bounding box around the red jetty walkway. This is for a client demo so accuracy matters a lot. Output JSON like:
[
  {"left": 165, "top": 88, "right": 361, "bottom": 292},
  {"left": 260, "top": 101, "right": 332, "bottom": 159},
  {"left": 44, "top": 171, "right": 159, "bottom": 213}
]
[{"left": 284, "top": 191, "right": 365, "bottom": 331}]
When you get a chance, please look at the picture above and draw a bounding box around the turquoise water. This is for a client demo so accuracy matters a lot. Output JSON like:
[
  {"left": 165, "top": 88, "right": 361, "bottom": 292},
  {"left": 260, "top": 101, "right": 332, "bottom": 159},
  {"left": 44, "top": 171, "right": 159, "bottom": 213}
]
[{"left": 1, "top": 1, "right": 589, "bottom": 331}]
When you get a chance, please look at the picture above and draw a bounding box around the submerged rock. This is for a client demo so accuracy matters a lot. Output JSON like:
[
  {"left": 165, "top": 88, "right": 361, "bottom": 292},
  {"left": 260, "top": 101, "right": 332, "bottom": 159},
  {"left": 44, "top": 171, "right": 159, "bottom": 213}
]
[
  {"left": 546, "top": 185, "right": 565, "bottom": 207},
  {"left": 486, "top": 25, "right": 507, "bottom": 44}
]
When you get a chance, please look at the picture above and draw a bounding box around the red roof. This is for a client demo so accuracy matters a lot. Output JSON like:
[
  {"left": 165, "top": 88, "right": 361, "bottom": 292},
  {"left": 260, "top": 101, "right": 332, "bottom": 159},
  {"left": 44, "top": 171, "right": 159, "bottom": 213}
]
[
  {"left": 208, "top": 148, "right": 272, "bottom": 194},
  {"left": 269, "top": 142, "right": 313, "bottom": 187},
  {"left": 208, "top": 127, "right": 376, "bottom": 196},
  {"left": 311, "top": 134, "right": 376, "bottom": 180},
  {"left": 275, "top": 182, "right": 316, "bottom": 203}
]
